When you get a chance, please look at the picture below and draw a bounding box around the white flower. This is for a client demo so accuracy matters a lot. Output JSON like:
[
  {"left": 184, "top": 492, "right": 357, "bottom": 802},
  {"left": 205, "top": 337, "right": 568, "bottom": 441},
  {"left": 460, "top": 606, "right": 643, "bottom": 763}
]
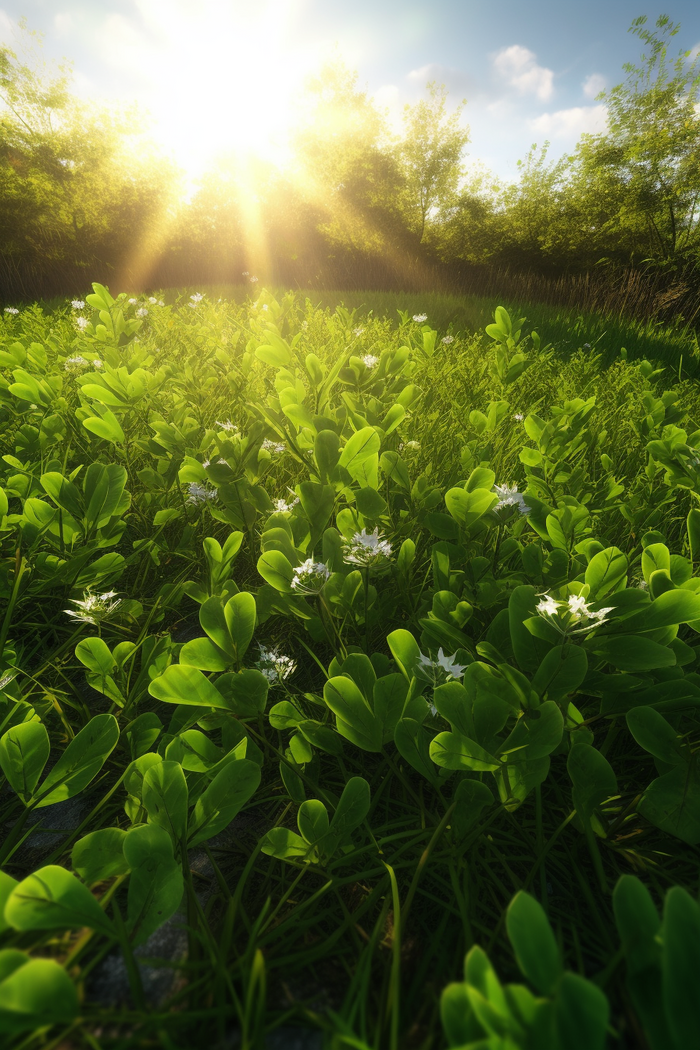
[
  {"left": 353, "top": 326, "right": 365, "bottom": 337},
  {"left": 590, "top": 606, "right": 613, "bottom": 621},
  {"left": 493, "top": 483, "right": 530, "bottom": 515},
  {"left": 637, "top": 579, "right": 648, "bottom": 590},
  {"left": 186, "top": 482, "right": 217, "bottom": 504},
  {"left": 261, "top": 304, "right": 269, "bottom": 311},
  {"left": 92, "top": 359, "right": 103, "bottom": 369},
  {"left": 3, "top": 307, "right": 19, "bottom": 315},
  {"left": 250, "top": 276, "right": 259, "bottom": 283},
  {"left": 71, "top": 299, "right": 86, "bottom": 309},
  {"left": 64, "top": 355, "right": 89, "bottom": 371},
  {"left": 215, "top": 419, "right": 239, "bottom": 433},
  {"left": 148, "top": 297, "right": 158, "bottom": 304},
  {"left": 257, "top": 645, "right": 297, "bottom": 685},
  {"left": 128, "top": 298, "right": 138, "bottom": 305},
  {"left": 262, "top": 438, "right": 286, "bottom": 454},
  {"left": 441, "top": 334, "right": 454, "bottom": 344},
  {"left": 404, "top": 440, "right": 421, "bottom": 450},
  {"left": 274, "top": 497, "right": 299, "bottom": 513},
  {"left": 343, "top": 528, "right": 393, "bottom": 567},
  {"left": 413, "top": 313, "right": 428, "bottom": 323},
  {"left": 301, "top": 320, "right": 309, "bottom": 330},
  {"left": 242, "top": 271, "right": 250, "bottom": 276},
  {"left": 583, "top": 342, "right": 591, "bottom": 349},
  {"left": 75, "top": 316, "right": 89, "bottom": 331},
  {"left": 513, "top": 413, "right": 524, "bottom": 421},
  {"left": 417, "top": 647, "right": 467, "bottom": 688},
  {"left": 291, "top": 558, "right": 330, "bottom": 594},
  {"left": 65, "top": 590, "right": 122, "bottom": 626},
  {"left": 362, "top": 354, "right": 379, "bottom": 369},
  {"left": 537, "top": 596, "right": 561, "bottom": 617},
  {"left": 136, "top": 307, "right": 148, "bottom": 318},
  {"left": 567, "top": 594, "right": 589, "bottom": 621}
]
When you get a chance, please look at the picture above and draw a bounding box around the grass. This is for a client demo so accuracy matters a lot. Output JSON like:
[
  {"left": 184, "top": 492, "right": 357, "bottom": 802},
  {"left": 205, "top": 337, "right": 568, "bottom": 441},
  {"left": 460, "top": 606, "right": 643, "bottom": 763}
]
[{"left": 0, "top": 284, "right": 700, "bottom": 1048}]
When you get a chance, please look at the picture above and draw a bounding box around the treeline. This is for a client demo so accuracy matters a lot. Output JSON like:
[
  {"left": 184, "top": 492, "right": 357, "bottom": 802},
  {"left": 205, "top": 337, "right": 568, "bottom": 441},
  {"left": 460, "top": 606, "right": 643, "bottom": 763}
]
[{"left": 2, "top": 15, "right": 700, "bottom": 324}]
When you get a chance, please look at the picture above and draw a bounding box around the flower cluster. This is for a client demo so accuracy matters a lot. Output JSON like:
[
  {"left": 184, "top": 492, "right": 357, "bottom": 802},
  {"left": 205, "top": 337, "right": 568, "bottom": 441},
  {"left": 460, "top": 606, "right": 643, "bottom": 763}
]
[
  {"left": 536, "top": 593, "right": 613, "bottom": 635},
  {"left": 215, "top": 420, "right": 239, "bottom": 433},
  {"left": 75, "top": 316, "right": 90, "bottom": 331},
  {"left": 493, "top": 483, "right": 530, "bottom": 515},
  {"left": 291, "top": 558, "right": 330, "bottom": 594},
  {"left": 273, "top": 497, "right": 300, "bottom": 513},
  {"left": 362, "top": 354, "right": 379, "bottom": 369},
  {"left": 186, "top": 482, "right": 218, "bottom": 504},
  {"left": 413, "top": 313, "right": 427, "bottom": 323},
  {"left": 71, "top": 299, "right": 86, "bottom": 309},
  {"left": 64, "top": 355, "right": 89, "bottom": 371},
  {"left": 441, "top": 334, "right": 454, "bottom": 345},
  {"left": 190, "top": 293, "right": 204, "bottom": 305},
  {"left": 148, "top": 296, "right": 164, "bottom": 306},
  {"left": 257, "top": 645, "right": 297, "bottom": 686},
  {"left": 399, "top": 440, "right": 421, "bottom": 452},
  {"left": 343, "top": 528, "right": 393, "bottom": 568},
  {"left": 262, "top": 438, "right": 286, "bottom": 454},
  {"left": 136, "top": 307, "right": 148, "bottom": 318},
  {"left": 513, "top": 412, "right": 524, "bottom": 422},
  {"left": 3, "top": 307, "right": 19, "bottom": 315},
  {"left": 65, "top": 590, "right": 122, "bottom": 626},
  {"left": 353, "top": 326, "right": 365, "bottom": 337}
]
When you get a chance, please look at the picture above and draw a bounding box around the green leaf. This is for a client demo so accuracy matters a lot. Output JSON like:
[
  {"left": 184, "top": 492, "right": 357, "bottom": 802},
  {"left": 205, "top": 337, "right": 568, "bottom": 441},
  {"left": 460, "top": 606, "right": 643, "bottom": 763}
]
[
  {"left": 224, "top": 591, "right": 257, "bottom": 661},
  {"left": 506, "top": 891, "right": 561, "bottom": 995},
  {"left": 590, "top": 635, "right": 676, "bottom": 671},
  {"left": 0, "top": 722, "right": 50, "bottom": 803},
  {"left": 554, "top": 973, "right": 609, "bottom": 1050},
  {"left": 663, "top": 887, "right": 700, "bottom": 1049},
  {"left": 585, "top": 546, "right": 627, "bottom": 598},
  {"left": 123, "top": 824, "right": 184, "bottom": 946},
  {"left": 0, "top": 954, "right": 79, "bottom": 1035},
  {"left": 148, "top": 664, "right": 230, "bottom": 709},
  {"left": 430, "top": 731, "right": 500, "bottom": 772},
  {"left": 339, "top": 427, "right": 380, "bottom": 488},
  {"left": 613, "top": 875, "right": 661, "bottom": 975},
  {"left": 639, "top": 763, "right": 700, "bottom": 844},
  {"left": 394, "top": 718, "right": 440, "bottom": 787},
  {"left": 257, "top": 550, "right": 294, "bottom": 593},
  {"left": 324, "top": 676, "right": 383, "bottom": 752},
  {"left": 297, "top": 798, "right": 330, "bottom": 845},
  {"left": 530, "top": 645, "right": 587, "bottom": 702},
  {"left": 328, "top": 776, "right": 370, "bottom": 841},
  {"left": 0, "top": 873, "right": 19, "bottom": 935},
  {"left": 142, "top": 760, "right": 189, "bottom": 844},
  {"left": 261, "top": 827, "right": 309, "bottom": 860},
  {"left": 567, "top": 744, "right": 617, "bottom": 829},
  {"left": 83, "top": 408, "right": 125, "bottom": 444},
  {"left": 4, "top": 865, "right": 113, "bottom": 935},
  {"left": 215, "top": 669, "right": 269, "bottom": 717},
  {"left": 509, "top": 586, "right": 553, "bottom": 672},
  {"left": 34, "top": 714, "right": 119, "bottom": 808},
  {"left": 75, "top": 637, "right": 116, "bottom": 677},
  {"left": 444, "top": 487, "right": 497, "bottom": 528},
  {"left": 72, "top": 828, "right": 129, "bottom": 884},
  {"left": 188, "top": 758, "right": 261, "bottom": 846},
  {"left": 387, "top": 628, "right": 421, "bottom": 681},
  {"left": 626, "top": 707, "right": 684, "bottom": 766},
  {"left": 451, "top": 779, "right": 493, "bottom": 839}
]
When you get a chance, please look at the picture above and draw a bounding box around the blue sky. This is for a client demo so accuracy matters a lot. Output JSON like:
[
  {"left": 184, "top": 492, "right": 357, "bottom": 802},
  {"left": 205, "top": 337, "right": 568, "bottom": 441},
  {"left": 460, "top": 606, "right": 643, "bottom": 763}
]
[{"left": 1, "top": 1, "right": 699, "bottom": 183}]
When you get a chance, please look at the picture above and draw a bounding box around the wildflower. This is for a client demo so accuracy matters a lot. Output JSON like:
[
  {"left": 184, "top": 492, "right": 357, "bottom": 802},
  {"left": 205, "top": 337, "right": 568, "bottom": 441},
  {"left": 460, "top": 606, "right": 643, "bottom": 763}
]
[
  {"left": 441, "top": 334, "right": 454, "bottom": 344},
  {"left": 362, "top": 354, "right": 379, "bottom": 369},
  {"left": 92, "top": 359, "right": 103, "bottom": 369},
  {"left": 136, "top": 307, "right": 148, "bottom": 318},
  {"left": 64, "top": 355, "right": 89, "bottom": 371},
  {"left": 257, "top": 644, "right": 297, "bottom": 685},
  {"left": 65, "top": 590, "right": 122, "bottom": 626},
  {"left": 128, "top": 298, "right": 138, "bottom": 305},
  {"left": 250, "top": 276, "right": 259, "bottom": 283},
  {"left": 404, "top": 440, "right": 421, "bottom": 450},
  {"left": 493, "top": 483, "right": 530, "bottom": 515},
  {"left": 71, "top": 299, "right": 86, "bottom": 309},
  {"left": 262, "top": 304, "right": 269, "bottom": 311},
  {"left": 215, "top": 420, "right": 239, "bottom": 433},
  {"left": 343, "top": 528, "right": 393, "bottom": 567},
  {"left": 513, "top": 412, "right": 524, "bottom": 421},
  {"left": 148, "top": 297, "right": 158, "bottom": 304},
  {"left": 637, "top": 579, "right": 648, "bottom": 590},
  {"left": 413, "top": 313, "right": 428, "bottom": 323},
  {"left": 273, "top": 497, "right": 299, "bottom": 513},
  {"left": 582, "top": 342, "right": 591, "bottom": 349},
  {"left": 186, "top": 482, "right": 217, "bottom": 504},
  {"left": 75, "top": 316, "right": 89, "bottom": 331},
  {"left": 537, "top": 595, "right": 560, "bottom": 617},
  {"left": 242, "top": 271, "right": 249, "bottom": 276},
  {"left": 353, "top": 326, "right": 365, "bottom": 337},
  {"left": 536, "top": 592, "right": 613, "bottom": 634},
  {"left": 262, "top": 438, "right": 286, "bottom": 454},
  {"left": 417, "top": 647, "right": 467, "bottom": 693},
  {"left": 291, "top": 558, "right": 330, "bottom": 594},
  {"left": 3, "top": 307, "right": 19, "bottom": 315},
  {"left": 301, "top": 320, "right": 309, "bottom": 330}
]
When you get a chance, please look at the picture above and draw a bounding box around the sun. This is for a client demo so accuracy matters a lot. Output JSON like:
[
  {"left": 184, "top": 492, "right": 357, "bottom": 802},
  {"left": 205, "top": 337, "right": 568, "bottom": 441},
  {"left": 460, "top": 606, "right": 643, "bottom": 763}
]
[{"left": 133, "top": 2, "right": 322, "bottom": 180}]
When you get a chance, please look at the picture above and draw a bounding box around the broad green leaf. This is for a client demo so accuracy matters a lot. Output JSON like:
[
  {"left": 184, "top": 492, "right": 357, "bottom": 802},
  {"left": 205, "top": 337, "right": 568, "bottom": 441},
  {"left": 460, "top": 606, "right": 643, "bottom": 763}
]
[
  {"left": 639, "top": 763, "right": 700, "bottom": 844},
  {"left": 324, "top": 676, "right": 383, "bottom": 752},
  {"left": 123, "top": 824, "right": 184, "bottom": 946},
  {"left": 148, "top": 664, "right": 230, "bottom": 709},
  {"left": 585, "top": 547, "right": 627, "bottom": 598},
  {"left": 554, "top": 973, "right": 609, "bottom": 1050},
  {"left": 224, "top": 591, "right": 257, "bottom": 661},
  {"left": 34, "top": 714, "right": 119, "bottom": 808},
  {"left": 590, "top": 635, "right": 676, "bottom": 672},
  {"left": 0, "top": 873, "right": 19, "bottom": 935},
  {"left": 188, "top": 758, "right": 261, "bottom": 846},
  {"left": 567, "top": 744, "right": 617, "bottom": 830},
  {"left": 0, "top": 955, "right": 79, "bottom": 1035},
  {"left": 215, "top": 669, "right": 269, "bottom": 717},
  {"left": 430, "top": 731, "right": 500, "bottom": 772},
  {"left": 75, "top": 637, "right": 116, "bottom": 676},
  {"left": 506, "top": 891, "right": 561, "bottom": 995},
  {"left": 444, "top": 487, "right": 497, "bottom": 528},
  {"left": 663, "top": 887, "right": 700, "bottom": 1049},
  {"left": 142, "top": 760, "right": 189, "bottom": 844},
  {"left": 394, "top": 718, "right": 440, "bottom": 787},
  {"left": 260, "top": 827, "right": 309, "bottom": 860},
  {"left": 257, "top": 550, "right": 294, "bottom": 593},
  {"left": 339, "top": 427, "right": 380, "bottom": 488},
  {"left": 4, "top": 865, "right": 113, "bottom": 935},
  {"left": 72, "top": 828, "right": 129, "bottom": 884},
  {"left": 530, "top": 644, "right": 587, "bottom": 702},
  {"left": 626, "top": 707, "right": 684, "bottom": 766},
  {"left": 452, "top": 779, "right": 493, "bottom": 839},
  {"left": 387, "top": 629, "right": 421, "bottom": 681},
  {"left": 0, "top": 722, "right": 50, "bottom": 802},
  {"left": 297, "top": 798, "right": 330, "bottom": 845}
]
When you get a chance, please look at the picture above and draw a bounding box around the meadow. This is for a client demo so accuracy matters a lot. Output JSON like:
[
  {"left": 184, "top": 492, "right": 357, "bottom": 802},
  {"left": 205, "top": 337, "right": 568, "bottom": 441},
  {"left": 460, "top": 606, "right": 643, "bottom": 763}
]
[{"left": 1, "top": 282, "right": 700, "bottom": 1050}]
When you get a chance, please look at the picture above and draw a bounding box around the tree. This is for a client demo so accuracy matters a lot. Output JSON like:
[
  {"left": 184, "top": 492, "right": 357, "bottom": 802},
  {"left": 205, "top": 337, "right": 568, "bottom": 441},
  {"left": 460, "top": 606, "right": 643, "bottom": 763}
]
[{"left": 395, "top": 82, "right": 470, "bottom": 251}]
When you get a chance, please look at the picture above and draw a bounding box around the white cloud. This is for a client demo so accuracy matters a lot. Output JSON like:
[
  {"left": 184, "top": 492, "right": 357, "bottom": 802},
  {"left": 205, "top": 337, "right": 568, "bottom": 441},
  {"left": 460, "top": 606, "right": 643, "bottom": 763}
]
[
  {"left": 492, "top": 45, "right": 553, "bottom": 101},
  {"left": 407, "top": 62, "right": 476, "bottom": 97},
  {"left": 0, "top": 9, "right": 15, "bottom": 45},
  {"left": 688, "top": 42, "right": 700, "bottom": 60},
  {"left": 529, "top": 104, "right": 607, "bottom": 139},
  {"left": 582, "top": 73, "right": 606, "bottom": 99}
]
